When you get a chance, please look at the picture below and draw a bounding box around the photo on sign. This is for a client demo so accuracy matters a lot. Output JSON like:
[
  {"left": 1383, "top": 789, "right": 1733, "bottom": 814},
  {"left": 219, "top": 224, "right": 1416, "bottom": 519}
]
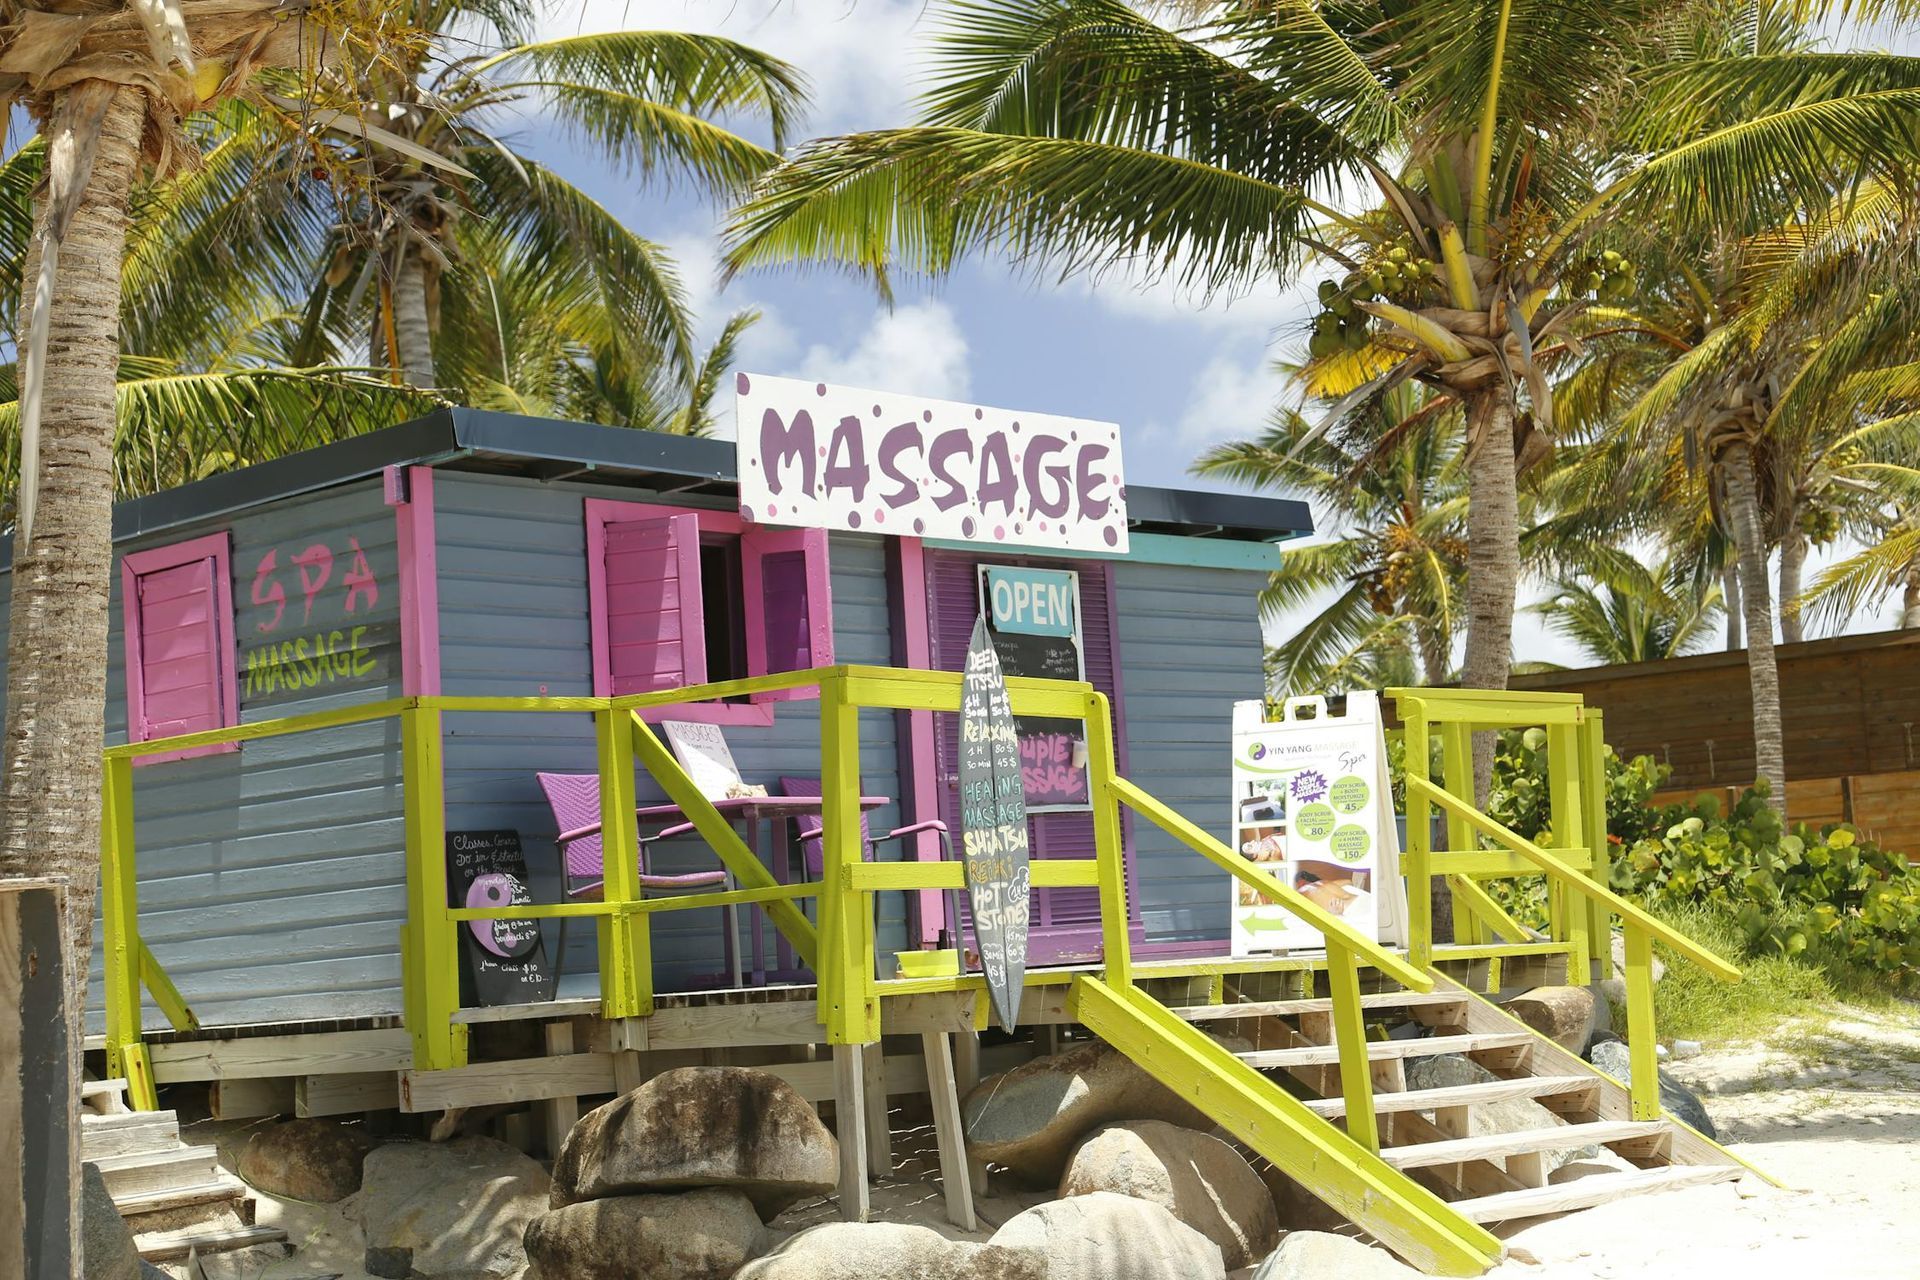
[{"left": 976, "top": 565, "right": 1091, "bottom": 812}]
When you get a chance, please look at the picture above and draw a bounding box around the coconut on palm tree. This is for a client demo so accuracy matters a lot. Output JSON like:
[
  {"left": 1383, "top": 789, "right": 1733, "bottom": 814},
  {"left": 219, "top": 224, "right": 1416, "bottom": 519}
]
[{"left": 722, "top": 0, "right": 1920, "bottom": 750}]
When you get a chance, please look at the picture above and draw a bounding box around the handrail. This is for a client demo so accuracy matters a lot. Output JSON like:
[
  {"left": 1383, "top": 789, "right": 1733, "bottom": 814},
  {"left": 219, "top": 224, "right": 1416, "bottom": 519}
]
[
  {"left": 104, "top": 696, "right": 416, "bottom": 760},
  {"left": 1109, "top": 775, "right": 1432, "bottom": 993},
  {"left": 1406, "top": 776, "right": 1741, "bottom": 983}
]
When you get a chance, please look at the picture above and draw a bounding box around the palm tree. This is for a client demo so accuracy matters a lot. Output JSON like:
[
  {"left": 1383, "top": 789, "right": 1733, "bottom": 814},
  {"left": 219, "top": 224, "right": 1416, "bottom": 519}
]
[
  {"left": 1531, "top": 553, "right": 1723, "bottom": 665},
  {"left": 721, "top": 0, "right": 1920, "bottom": 794},
  {"left": 1544, "top": 166, "right": 1920, "bottom": 809},
  {"left": 1195, "top": 379, "right": 1469, "bottom": 693},
  {"left": 300, "top": 19, "right": 806, "bottom": 393},
  {"left": 0, "top": 0, "right": 425, "bottom": 1256}
]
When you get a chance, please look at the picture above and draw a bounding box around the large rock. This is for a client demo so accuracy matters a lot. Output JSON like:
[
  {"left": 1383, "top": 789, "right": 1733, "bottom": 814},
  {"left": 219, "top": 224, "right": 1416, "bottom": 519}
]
[
  {"left": 360, "top": 1136, "right": 550, "bottom": 1278},
  {"left": 1589, "top": 1037, "right": 1717, "bottom": 1137},
  {"left": 1504, "top": 986, "right": 1598, "bottom": 1055},
  {"left": 990, "top": 1191, "right": 1226, "bottom": 1280},
  {"left": 1403, "top": 1055, "right": 1596, "bottom": 1171},
  {"left": 1599, "top": 932, "right": 1666, "bottom": 1005},
  {"left": 523, "top": 1188, "right": 764, "bottom": 1280},
  {"left": 961, "top": 1042, "right": 1213, "bottom": 1183},
  {"left": 236, "top": 1116, "right": 373, "bottom": 1203},
  {"left": 551, "top": 1066, "right": 836, "bottom": 1220},
  {"left": 736, "top": 1222, "right": 1043, "bottom": 1280},
  {"left": 1250, "top": 1231, "right": 1420, "bottom": 1280},
  {"left": 82, "top": 1162, "right": 141, "bottom": 1280},
  {"left": 1058, "top": 1120, "right": 1276, "bottom": 1268}
]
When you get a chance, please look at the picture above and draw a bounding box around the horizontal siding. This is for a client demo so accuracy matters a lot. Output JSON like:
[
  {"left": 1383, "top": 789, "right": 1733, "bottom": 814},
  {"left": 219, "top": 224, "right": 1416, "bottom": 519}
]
[
  {"left": 1112, "top": 561, "right": 1267, "bottom": 947},
  {"left": 92, "top": 479, "right": 408, "bottom": 1031},
  {"left": 433, "top": 473, "right": 905, "bottom": 993}
]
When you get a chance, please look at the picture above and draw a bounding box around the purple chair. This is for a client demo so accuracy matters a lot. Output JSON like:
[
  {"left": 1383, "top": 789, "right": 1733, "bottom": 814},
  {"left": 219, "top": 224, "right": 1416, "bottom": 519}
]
[
  {"left": 537, "top": 772, "right": 741, "bottom": 988},
  {"left": 779, "top": 776, "right": 961, "bottom": 951}
]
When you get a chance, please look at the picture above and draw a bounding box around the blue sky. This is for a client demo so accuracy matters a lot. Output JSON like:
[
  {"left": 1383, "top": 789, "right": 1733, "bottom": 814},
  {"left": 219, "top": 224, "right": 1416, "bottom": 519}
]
[{"left": 523, "top": 0, "right": 1906, "bottom": 666}]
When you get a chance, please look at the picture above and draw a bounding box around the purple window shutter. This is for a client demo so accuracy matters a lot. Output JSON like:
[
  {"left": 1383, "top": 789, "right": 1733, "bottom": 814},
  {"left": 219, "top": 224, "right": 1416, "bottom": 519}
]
[
  {"left": 602, "top": 512, "right": 707, "bottom": 696},
  {"left": 927, "top": 549, "right": 1125, "bottom": 965},
  {"left": 742, "top": 526, "right": 833, "bottom": 702},
  {"left": 133, "top": 557, "right": 224, "bottom": 738}
]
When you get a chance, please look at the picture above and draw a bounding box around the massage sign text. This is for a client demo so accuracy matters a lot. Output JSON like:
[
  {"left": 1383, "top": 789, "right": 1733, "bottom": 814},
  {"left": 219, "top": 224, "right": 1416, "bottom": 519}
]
[
  {"left": 240, "top": 535, "right": 393, "bottom": 700},
  {"left": 734, "top": 373, "right": 1129, "bottom": 554}
]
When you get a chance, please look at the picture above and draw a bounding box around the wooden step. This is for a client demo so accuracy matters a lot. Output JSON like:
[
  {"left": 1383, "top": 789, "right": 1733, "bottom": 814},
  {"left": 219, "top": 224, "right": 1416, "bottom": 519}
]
[
  {"left": 136, "top": 1224, "right": 288, "bottom": 1263},
  {"left": 1176, "top": 991, "right": 1469, "bottom": 1023},
  {"left": 1238, "top": 1031, "right": 1534, "bottom": 1071},
  {"left": 81, "top": 1078, "right": 132, "bottom": 1115},
  {"left": 94, "top": 1146, "right": 220, "bottom": 1199},
  {"left": 112, "top": 1177, "right": 250, "bottom": 1218},
  {"left": 81, "top": 1110, "right": 182, "bottom": 1160},
  {"left": 1305, "top": 1074, "right": 1602, "bottom": 1119},
  {"left": 1380, "top": 1120, "right": 1670, "bottom": 1170},
  {"left": 1455, "top": 1163, "right": 1744, "bottom": 1223}
]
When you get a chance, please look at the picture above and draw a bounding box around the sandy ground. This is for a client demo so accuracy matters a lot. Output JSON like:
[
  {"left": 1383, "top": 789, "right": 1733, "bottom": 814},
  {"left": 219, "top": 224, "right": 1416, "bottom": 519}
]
[
  {"left": 198, "top": 1000, "right": 1920, "bottom": 1279},
  {"left": 1487, "top": 1002, "right": 1920, "bottom": 1280}
]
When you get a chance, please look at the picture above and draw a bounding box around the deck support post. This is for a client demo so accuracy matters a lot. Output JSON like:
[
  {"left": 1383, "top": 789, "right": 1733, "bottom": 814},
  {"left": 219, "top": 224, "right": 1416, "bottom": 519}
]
[
  {"left": 1623, "top": 928, "right": 1660, "bottom": 1120},
  {"left": 861, "top": 1041, "right": 889, "bottom": 1175},
  {"left": 1327, "top": 944, "right": 1378, "bottom": 1153},
  {"left": 818, "top": 675, "right": 878, "bottom": 1044},
  {"left": 951, "top": 1023, "right": 988, "bottom": 1194},
  {"left": 1547, "top": 723, "right": 1592, "bottom": 986},
  {"left": 1403, "top": 706, "right": 1435, "bottom": 970},
  {"left": 921, "top": 1031, "right": 977, "bottom": 1229},
  {"left": 401, "top": 703, "right": 465, "bottom": 1072},
  {"left": 1085, "top": 691, "right": 1134, "bottom": 988},
  {"left": 1581, "top": 711, "right": 1615, "bottom": 980},
  {"left": 100, "top": 754, "right": 158, "bottom": 1110},
  {"left": 596, "top": 708, "right": 652, "bottom": 1021},
  {"left": 831, "top": 1043, "right": 870, "bottom": 1221},
  {"left": 1439, "top": 722, "right": 1476, "bottom": 946},
  {"left": 541, "top": 1022, "right": 579, "bottom": 1156}
]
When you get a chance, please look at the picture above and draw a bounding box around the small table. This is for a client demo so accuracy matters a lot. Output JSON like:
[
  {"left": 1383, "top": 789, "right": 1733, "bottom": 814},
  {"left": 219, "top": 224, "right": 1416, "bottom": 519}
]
[{"left": 635, "top": 794, "right": 889, "bottom": 986}]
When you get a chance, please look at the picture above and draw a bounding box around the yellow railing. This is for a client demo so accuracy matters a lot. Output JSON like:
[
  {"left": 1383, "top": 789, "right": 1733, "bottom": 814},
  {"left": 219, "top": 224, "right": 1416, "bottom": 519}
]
[
  {"left": 1394, "top": 688, "right": 1742, "bottom": 1120},
  {"left": 99, "top": 669, "right": 1735, "bottom": 1144}
]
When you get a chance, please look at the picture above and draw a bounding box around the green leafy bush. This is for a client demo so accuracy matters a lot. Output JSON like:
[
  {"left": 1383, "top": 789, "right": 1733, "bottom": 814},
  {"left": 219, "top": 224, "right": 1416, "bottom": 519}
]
[{"left": 1614, "top": 782, "right": 1920, "bottom": 990}]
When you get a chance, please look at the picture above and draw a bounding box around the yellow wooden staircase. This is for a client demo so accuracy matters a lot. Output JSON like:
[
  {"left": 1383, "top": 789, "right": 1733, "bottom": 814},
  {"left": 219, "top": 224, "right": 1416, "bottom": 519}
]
[{"left": 1073, "top": 971, "right": 1749, "bottom": 1274}]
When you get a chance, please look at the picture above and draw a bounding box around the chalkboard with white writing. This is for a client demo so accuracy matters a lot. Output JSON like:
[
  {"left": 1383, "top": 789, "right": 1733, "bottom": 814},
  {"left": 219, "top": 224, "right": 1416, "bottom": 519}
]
[
  {"left": 959, "top": 616, "right": 1031, "bottom": 1032},
  {"left": 445, "top": 830, "right": 556, "bottom": 1007}
]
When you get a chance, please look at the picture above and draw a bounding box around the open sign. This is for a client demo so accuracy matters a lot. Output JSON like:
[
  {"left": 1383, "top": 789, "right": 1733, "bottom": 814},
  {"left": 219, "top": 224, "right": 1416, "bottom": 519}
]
[{"left": 985, "top": 567, "right": 1078, "bottom": 637}]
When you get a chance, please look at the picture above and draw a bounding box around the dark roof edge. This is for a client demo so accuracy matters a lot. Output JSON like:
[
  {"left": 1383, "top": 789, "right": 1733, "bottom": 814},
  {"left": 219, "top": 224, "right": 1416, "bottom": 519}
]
[{"left": 4, "top": 407, "right": 1310, "bottom": 559}]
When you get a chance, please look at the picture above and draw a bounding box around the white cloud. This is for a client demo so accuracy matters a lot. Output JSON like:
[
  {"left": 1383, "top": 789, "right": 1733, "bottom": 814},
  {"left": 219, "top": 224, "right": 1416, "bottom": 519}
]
[
  {"left": 544, "top": 1, "right": 934, "bottom": 133},
  {"left": 1077, "top": 269, "right": 1318, "bottom": 335},
  {"left": 785, "top": 301, "right": 973, "bottom": 401},
  {"left": 1171, "top": 349, "right": 1289, "bottom": 447}
]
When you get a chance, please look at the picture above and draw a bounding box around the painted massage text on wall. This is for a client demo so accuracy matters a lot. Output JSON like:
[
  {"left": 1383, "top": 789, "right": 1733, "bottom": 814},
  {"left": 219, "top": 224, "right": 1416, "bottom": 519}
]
[
  {"left": 239, "top": 533, "right": 396, "bottom": 701},
  {"left": 735, "top": 373, "right": 1129, "bottom": 553}
]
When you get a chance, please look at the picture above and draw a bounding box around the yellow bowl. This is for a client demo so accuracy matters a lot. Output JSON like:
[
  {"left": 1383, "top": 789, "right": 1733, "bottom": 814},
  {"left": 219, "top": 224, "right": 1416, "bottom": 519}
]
[{"left": 895, "top": 949, "right": 960, "bottom": 978}]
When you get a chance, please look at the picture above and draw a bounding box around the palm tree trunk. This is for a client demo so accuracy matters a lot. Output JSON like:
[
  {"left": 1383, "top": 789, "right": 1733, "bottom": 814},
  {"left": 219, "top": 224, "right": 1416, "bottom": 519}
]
[
  {"left": 1904, "top": 563, "right": 1920, "bottom": 630},
  {"left": 1417, "top": 625, "right": 1448, "bottom": 685},
  {"left": 1778, "top": 525, "right": 1806, "bottom": 645},
  {"left": 1722, "top": 442, "right": 1787, "bottom": 813},
  {"left": 1722, "top": 563, "right": 1742, "bottom": 650},
  {"left": 391, "top": 250, "right": 436, "bottom": 388},
  {"left": 1462, "top": 392, "right": 1519, "bottom": 801},
  {"left": 0, "top": 83, "right": 143, "bottom": 1272}
]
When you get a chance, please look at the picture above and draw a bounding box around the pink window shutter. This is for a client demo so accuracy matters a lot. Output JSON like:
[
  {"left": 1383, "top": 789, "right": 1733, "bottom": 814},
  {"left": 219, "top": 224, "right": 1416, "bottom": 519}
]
[
  {"left": 121, "top": 531, "right": 237, "bottom": 764},
  {"left": 741, "top": 525, "right": 833, "bottom": 703},
  {"left": 598, "top": 512, "right": 707, "bottom": 696}
]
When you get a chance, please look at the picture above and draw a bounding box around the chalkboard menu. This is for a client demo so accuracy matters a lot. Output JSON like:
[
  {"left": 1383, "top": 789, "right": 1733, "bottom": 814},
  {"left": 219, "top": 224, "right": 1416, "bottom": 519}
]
[
  {"left": 446, "top": 830, "right": 556, "bottom": 1007},
  {"left": 977, "top": 566, "right": 1089, "bottom": 809},
  {"left": 960, "top": 616, "right": 1032, "bottom": 1033}
]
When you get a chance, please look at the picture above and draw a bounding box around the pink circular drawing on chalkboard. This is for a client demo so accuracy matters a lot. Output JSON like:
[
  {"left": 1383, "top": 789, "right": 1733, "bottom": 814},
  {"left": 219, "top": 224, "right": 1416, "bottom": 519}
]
[{"left": 466, "top": 873, "right": 538, "bottom": 959}]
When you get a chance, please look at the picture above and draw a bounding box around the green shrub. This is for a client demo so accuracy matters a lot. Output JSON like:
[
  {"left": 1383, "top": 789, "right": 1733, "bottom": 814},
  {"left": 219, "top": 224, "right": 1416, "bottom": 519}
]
[
  {"left": 1636, "top": 900, "right": 1834, "bottom": 1042},
  {"left": 1615, "top": 780, "right": 1920, "bottom": 991}
]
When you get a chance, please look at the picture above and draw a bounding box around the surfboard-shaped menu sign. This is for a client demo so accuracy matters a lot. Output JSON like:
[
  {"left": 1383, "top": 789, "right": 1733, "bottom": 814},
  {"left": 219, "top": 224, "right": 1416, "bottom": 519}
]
[{"left": 959, "top": 615, "right": 1032, "bottom": 1032}]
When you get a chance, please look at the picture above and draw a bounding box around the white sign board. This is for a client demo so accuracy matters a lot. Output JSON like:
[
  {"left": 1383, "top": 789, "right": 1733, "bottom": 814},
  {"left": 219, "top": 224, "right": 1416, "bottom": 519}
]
[
  {"left": 735, "top": 372, "right": 1129, "bottom": 553},
  {"left": 1228, "top": 692, "right": 1406, "bottom": 956},
  {"left": 662, "top": 720, "right": 743, "bottom": 801}
]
